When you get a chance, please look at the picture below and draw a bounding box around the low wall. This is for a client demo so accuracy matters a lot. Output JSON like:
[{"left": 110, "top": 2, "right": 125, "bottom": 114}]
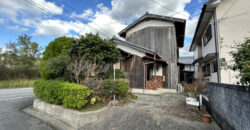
[
  {"left": 206, "top": 83, "right": 250, "bottom": 130},
  {"left": 33, "top": 99, "right": 111, "bottom": 128}
]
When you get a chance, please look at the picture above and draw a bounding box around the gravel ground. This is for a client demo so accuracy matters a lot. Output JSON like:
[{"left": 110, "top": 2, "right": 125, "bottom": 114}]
[
  {"left": 81, "top": 93, "right": 221, "bottom": 130},
  {"left": 128, "top": 93, "right": 203, "bottom": 121}
]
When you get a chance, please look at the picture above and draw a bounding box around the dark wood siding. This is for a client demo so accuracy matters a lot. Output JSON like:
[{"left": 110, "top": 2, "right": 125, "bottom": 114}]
[
  {"left": 121, "top": 55, "right": 144, "bottom": 89},
  {"left": 163, "top": 65, "right": 168, "bottom": 88},
  {"left": 126, "top": 26, "right": 177, "bottom": 62},
  {"left": 131, "top": 56, "right": 144, "bottom": 88},
  {"left": 126, "top": 26, "right": 178, "bottom": 89}
]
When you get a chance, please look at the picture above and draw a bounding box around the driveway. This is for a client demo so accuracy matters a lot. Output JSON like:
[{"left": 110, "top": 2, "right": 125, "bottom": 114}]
[
  {"left": 81, "top": 93, "right": 221, "bottom": 130},
  {"left": 0, "top": 88, "right": 53, "bottom": 130}
]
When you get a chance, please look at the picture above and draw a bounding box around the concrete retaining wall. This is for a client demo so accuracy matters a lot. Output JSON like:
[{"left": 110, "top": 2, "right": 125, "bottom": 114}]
[
  {"left": 206, "top": 83, "right": 250, "bottom": 130},
  {"left": 33, "top": 99, "right": 111, "bottom": 128}
]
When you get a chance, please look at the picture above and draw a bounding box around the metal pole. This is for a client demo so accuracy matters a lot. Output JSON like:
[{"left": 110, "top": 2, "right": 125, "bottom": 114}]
[
  {"left": 154, "top": 53, "right": 156, "bottom": 82},
  {"left": 113, "top": 65, "right": 116, "bottom": 105}
]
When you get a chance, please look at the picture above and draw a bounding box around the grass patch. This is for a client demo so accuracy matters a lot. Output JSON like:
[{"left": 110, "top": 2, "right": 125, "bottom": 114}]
[
  {"left": 0, "top": 80, "right": 36, "bottom": 89},
  {"left": 80, "top": 103, "right": 106, "bottom": 112},
  {"left": 127, "top": 94, "right": 138, "bottom": 100}
]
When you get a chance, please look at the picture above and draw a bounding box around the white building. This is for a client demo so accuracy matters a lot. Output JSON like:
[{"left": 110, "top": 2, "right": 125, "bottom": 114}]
[{"left": 189, "top": 0, "right": 250, "bottom": 84}]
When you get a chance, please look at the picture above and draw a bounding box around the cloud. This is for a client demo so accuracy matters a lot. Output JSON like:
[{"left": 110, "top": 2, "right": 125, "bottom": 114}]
[
  {"left": 109, "top": 0, "right": 191, "bottom": 22},
  {"left": 0, "top": 18, "right": 4, "bottom": 24},
  {"left": 7, "top": 25, "right": 28, "bottom": 32},
  {"left": 70, "top": 9, "right": 94, "bottom": 19},
  {"left": 0, "top": 0, "right": 63, "bottom": 23},
  {"left": 76, "top": 0, "right": 198, "bottom": 39},
  {"left": 74, "top": 0, "right": 197, "bottom": 39},
  {"left": 185, "top": 16, "right": 199, "bottom": 38},
  {"left": 33, "top": 19, "right": 85, "bottom": 37},
  {"left": 179, "top": 42, "right": 193, "bottom": 56},
  {"left": 79, "top": 11, "right": 126, "bottom": 38},
  {"left": 0, "top": 0, "right": 200, "bottom": 39}
]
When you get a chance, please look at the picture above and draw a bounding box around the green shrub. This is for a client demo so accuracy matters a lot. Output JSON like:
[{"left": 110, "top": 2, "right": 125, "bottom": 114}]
[
  {"left": 43, "top": 36, "right": 72, "bottom": 61},
  {"left": 103, "top": 69, "right": 126, "bottom": 79},
  {"left": 62, "top": 83, "right": 93, "bottom": 109},
  {"left": 33, "top": 80, "right": 93, "bottom": 109},
  {"left": 40, "top": 55, "right": 70, "bottom": 80},
  {"left": 116, "top": 79, "right": 129, "bottom": 98},
  {"left": 33, "top": 80, "right": 64, "bottom": 104},
  {"left": 230, "top": 38, "right": 250, "bottom": 87},
  {"left": 40, "top": 36, "right": 72, "bottom": 80},
  {"left": 103, "top": 79, "right": 129, "bottom": 99}
]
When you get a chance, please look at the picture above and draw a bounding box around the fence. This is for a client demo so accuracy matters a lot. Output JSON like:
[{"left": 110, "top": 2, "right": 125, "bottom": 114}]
[{"left": 206, "top": 82, "right": 250, "bottom": 130}]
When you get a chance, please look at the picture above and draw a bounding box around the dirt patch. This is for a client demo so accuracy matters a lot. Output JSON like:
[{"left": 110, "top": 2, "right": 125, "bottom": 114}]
[
  {"left": 164, "top": 103, "right": 202, "bottom": 121},
  {"left": 128, "top": 93, "right": 208, "bottom": 122}
]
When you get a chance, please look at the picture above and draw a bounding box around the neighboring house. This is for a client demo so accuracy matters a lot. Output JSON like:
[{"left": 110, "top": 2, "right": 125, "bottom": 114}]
[
  {"left": 189, "top": 0, "right": 250, "bottom": 84},
  {"left": 112, "top": 12, "right": 186, "bottom": 90},
  {"left": 178, "top": 56, "right": 195, "bottom": 83}
]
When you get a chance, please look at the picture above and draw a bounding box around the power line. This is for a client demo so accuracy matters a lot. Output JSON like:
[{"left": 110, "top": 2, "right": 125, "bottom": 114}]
[
  {"left": 169, "top": 3, "right": 203, "bottom": 17},
  {"left": 24, "top": 0, "right": 110, "bottom": 38},
  {"left": 149, "top": 0, "right": 188, "bottom": 17},
  {"left": 149, "top": 0, "right": 204, "bottom": 19},
  {"left": 56, "top": 0, "right": 114, "bottom": 38},
  {"left": 221, "top": 0, "right": 238, "bottom": 19}
]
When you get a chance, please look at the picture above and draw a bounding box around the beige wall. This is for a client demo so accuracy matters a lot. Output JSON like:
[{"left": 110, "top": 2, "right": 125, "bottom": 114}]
[
  {"left": 127, "top": 19, "right": 174, "bottom": 36},
  {"left": 202, "top": 15, "right": 216, "bottom": 57},
  {"left": 216, "top": 0, "right": 250, "bottom": 84}
]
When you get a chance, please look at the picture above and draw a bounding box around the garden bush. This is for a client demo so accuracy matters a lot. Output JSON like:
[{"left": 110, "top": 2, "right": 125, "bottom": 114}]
[
  {"left": 33, "top": 80, "right": 93, "bottom": 109},
  {"left": 62, "top": 83, "right": 93, "bottom": 109},
  {"left": 103, "top": 79, "right": 129, "bottom": 99},
  {"left": 40, "top": 55, "right": 70, "bottom": 80},
  {"left": 34, "top": 80, "right": 65, "bottom": 104},
  {"left": 40, "top": 36, "right": 72, "bottom": 80},
  {"left": 103, "top": 69, "right": 126, "bottom": 79}
]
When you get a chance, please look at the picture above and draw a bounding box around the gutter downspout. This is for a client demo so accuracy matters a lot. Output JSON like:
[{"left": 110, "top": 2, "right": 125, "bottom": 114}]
[{"left": 213, "top": 9, "right": 221, "bottom": 83}]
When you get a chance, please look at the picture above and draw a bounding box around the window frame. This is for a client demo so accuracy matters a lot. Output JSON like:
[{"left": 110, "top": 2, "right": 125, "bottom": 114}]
[
  {"left": 202, "top": 63, "right": 211, "bottom": 76},
  {"left": 203, "top": 24, "right": 212, "bottom": 47},
  {"left": 212, "top": 61, "right": 218, "bottom": 73}
]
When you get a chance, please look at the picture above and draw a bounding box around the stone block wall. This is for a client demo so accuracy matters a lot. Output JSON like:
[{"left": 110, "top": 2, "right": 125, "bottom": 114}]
[
  {"left": 206, "top": 83, "right": 250, "bottom": 130},
  {"left": 146, "top": 76, "right": 163, "bottom": 90}
]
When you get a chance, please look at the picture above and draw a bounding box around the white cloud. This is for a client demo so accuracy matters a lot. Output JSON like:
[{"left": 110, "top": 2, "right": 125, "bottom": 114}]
[
  {"left": 75, "top": 0, "right": 198, "bottom": 39},
  {"left": 70, "top": 9, "right": 94, "bottom": 19},
  {"left": 185, "top": 16, "right": 199, "bottom": 38},
  {"left": 0, "top": 0, "right": 63, "bottom": 23},
  {"left": 79, "top": 12, "right": 126, "bottom": 38},
  {"left": 179, "top": 43, "right": 193, "bottom": 56},
  {"left": 0, "top": 0, "right": 200, "bottom": 40},
  {"left": 7, "top": 25, "right": 28, "bottom": 32},
  {"left": 33, "top": 19, "right": 85, "bottom": 37},
  {"left": 0, "top": 18, "right": 4, "bottom": 24}
]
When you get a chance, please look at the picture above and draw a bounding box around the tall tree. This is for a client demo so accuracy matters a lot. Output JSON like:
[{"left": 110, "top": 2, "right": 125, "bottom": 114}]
[
  {"left": 69, "top": 33, "right": 120, "bottom": 64},
  {"left": 40, "top": 36, "right": 72, "bottom": 79},
  {"left": 0, "top": 35, "right": 41, "bottom": 80}
]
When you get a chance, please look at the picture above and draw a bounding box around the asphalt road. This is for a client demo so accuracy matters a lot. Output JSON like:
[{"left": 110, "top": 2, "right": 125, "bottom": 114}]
[{"left": 0, "top": 88, "right": 53, "bottom": 130}]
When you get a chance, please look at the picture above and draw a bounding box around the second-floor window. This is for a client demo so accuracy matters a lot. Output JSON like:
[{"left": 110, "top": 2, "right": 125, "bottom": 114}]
[{"left": 203, "top": 24, "right": 212, "bottom": 46}]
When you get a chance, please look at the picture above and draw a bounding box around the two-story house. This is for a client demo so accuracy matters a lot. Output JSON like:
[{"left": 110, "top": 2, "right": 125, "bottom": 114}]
[
  {"left": 178, "top": 56, "right": 195, "bottom": 83},
  {"left": 190, "top": 0, "right": 250, "bottom": 84},
  {"left": 112, "top": 13, "right": 186, "bottom": 90}
]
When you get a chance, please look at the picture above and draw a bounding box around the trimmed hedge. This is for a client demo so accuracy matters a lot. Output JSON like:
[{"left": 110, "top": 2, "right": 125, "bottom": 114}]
[
  {"left": 103, "top": 79, "right": 129, "bottom": 99},
  {"left": 33, "top": 80, "right": 93, "bottom": 109}
]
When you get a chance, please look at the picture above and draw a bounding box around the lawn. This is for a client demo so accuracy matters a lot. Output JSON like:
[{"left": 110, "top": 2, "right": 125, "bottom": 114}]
[{"left": 0, "top": 80, "right": 35, "bottom": 89}]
